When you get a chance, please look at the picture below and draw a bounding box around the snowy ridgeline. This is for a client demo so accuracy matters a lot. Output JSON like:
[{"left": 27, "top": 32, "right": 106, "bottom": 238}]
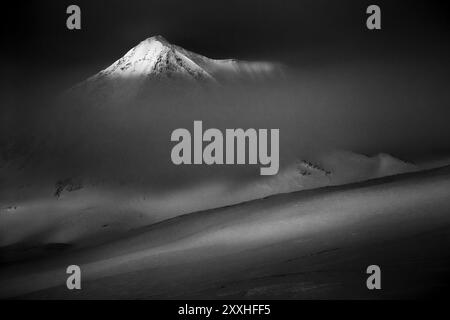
[{"left": 68, "top": 35, "right": 284, "bottom": 104}]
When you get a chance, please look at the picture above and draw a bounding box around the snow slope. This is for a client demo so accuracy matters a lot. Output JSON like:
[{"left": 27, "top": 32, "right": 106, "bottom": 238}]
[
  {"left": 0, "top": 150, "right": 417, "bottom": 250},
  {"left": 1, "top": 165, "right": 449, "bottom": 299}
]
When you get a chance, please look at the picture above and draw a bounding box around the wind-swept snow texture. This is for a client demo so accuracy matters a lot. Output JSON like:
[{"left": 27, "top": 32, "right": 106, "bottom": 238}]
[{"left": 1, "top": 166, "right": 449, "bottom": 299}]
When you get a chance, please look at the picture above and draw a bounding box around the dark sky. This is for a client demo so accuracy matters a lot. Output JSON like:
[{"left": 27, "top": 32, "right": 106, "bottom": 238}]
[
  {"left": 4, "top": 0, "right": 450, "bottom": 85},
  {"left": 2, "top": 0, "right": 450, "bottom": 160}
]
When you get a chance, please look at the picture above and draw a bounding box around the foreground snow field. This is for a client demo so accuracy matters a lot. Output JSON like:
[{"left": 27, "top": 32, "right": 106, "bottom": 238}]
[{"left": 1, "top": 165, "right": 449, "bottom": 299}]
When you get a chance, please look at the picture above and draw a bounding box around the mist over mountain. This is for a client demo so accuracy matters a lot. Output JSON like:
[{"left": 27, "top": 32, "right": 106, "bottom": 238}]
[
  {"left": 0, "top": 35, "right": 427, "bottom": 250},
  {"left": 1, "top": 0, "right": 450, "bottom": 299}
]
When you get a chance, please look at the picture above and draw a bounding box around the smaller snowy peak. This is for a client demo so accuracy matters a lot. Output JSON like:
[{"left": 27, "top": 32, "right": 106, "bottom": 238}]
[{"left": 373, "top": 153, "right": 416, "bottom": 177}]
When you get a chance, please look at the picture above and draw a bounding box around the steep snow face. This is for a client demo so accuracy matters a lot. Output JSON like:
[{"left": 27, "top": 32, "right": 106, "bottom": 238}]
[
  {"left": 91, "top": 35, "right": 215, "bottom": 81},
  {"left": 69, "top": 35, "right": 282, "bottom": 104}
]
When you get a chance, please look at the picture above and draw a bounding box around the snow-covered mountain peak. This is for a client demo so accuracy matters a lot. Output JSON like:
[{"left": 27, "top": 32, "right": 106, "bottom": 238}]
[
  {"left": 68, "top": 35, "right": 284, "bottom": 104},
  {"left": 90, "top": 35, "right": 214, "bottom": 81}
]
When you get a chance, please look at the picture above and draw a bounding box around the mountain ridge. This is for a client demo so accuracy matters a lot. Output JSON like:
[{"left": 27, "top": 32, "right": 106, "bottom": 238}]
[{"left": 68, "top": 35, "right": 284, "bottom": 104}]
